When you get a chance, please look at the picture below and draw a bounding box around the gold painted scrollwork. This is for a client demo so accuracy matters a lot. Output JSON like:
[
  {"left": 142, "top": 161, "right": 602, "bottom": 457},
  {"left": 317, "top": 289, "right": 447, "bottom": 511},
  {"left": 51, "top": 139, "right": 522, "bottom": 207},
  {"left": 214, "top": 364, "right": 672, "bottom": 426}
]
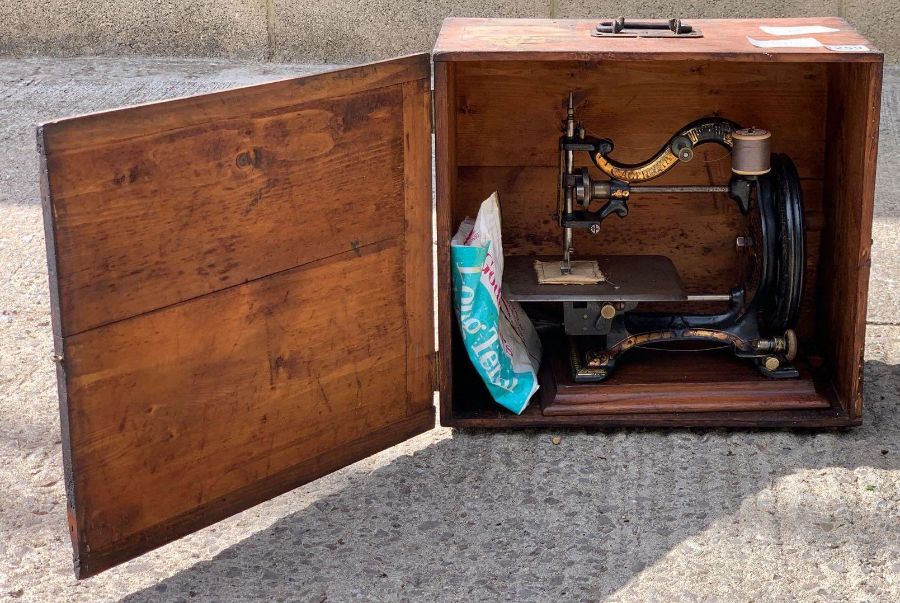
[{"left": 591, "top": 120, "right": 736, "bottom": 183}]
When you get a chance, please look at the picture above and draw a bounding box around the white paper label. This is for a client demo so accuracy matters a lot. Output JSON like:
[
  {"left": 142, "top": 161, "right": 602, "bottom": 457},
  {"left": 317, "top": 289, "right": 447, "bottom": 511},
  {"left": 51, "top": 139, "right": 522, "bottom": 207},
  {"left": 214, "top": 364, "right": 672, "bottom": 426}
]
[
  {"left": 747, "top": 36, "right": 823, "bottom": 49},
  {"left": 760, "top": 25, "right": 840, "bottom": 36},
  {"left": 826, "top": 44, "right": 870, "bottom": 52}
]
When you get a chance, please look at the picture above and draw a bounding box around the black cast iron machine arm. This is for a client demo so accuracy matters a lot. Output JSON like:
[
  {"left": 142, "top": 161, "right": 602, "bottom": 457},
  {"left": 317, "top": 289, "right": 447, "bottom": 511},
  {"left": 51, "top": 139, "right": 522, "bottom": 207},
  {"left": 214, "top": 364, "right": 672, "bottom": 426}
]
[{"left": 554, "top": 93, "right": 805, "bottom": 380}]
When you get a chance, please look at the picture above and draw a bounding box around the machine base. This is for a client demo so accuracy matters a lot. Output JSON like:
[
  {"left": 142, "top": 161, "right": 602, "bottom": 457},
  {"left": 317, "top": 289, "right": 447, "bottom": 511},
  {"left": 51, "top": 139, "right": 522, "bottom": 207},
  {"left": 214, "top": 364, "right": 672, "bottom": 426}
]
[{"left": 540, "top": 339, "right": 829, "bottom": 416}]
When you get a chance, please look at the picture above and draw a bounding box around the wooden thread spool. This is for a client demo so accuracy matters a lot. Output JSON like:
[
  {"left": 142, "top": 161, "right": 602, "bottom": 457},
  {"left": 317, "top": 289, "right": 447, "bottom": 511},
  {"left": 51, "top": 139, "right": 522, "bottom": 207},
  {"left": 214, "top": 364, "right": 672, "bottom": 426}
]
[{"left": 732, "top": 128, "right": 771, "bottom": 175}]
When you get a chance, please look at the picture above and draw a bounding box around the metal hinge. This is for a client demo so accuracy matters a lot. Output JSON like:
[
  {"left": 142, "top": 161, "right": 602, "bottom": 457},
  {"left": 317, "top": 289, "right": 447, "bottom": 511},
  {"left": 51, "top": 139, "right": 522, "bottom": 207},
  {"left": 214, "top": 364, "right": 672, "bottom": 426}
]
[
  {"left": 430, "top": 88, "right": 435, "bottom": 134},
  {"left": 431, "top": 349, "right": 441, "bottom": 391}
]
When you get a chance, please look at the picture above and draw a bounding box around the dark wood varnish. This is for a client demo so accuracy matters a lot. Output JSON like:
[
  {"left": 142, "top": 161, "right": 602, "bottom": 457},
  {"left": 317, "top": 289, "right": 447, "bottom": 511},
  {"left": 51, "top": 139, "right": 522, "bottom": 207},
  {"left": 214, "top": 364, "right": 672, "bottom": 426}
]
[
  {"left": 43, "top": 57, "right": 426, "bottom": 336},
  {"left": 433, "top": 19, "right": 881, "bottom": 429},
  {"left": 540, "top": 346, "right": 829, "bottom": 416},
  {"left": 819, "top": 61, "right": 883, "bottom": 419},
  {"left": 434, "top": 59, "right": 458, "bottom": 429},
  {"left": 433, "top": 17, "right": 881, "bottom": 62},
  {"left": 450, "top": 397, "right": 857, "bottom": 429},
  {"left": 40, "top": 54, "right": 435, "bottom": 578}
]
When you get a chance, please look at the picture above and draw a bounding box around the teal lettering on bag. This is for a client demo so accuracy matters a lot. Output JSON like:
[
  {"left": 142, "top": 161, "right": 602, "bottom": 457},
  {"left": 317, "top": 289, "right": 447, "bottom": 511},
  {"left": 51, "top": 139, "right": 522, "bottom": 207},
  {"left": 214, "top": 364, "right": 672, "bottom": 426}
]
[{"left": 451, "top": 243, "right": 534, "bottom": 412}]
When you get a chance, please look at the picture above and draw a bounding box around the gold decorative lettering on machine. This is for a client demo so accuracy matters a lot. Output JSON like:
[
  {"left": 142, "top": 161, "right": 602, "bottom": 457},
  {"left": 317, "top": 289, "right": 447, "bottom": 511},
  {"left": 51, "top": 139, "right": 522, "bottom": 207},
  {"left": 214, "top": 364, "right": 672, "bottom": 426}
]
[
  {"left": 503, "top": 92, "right": 803, "bottom": 383},
  {"left": 592, "top": 121, "right": 736, "bottom": 183}
]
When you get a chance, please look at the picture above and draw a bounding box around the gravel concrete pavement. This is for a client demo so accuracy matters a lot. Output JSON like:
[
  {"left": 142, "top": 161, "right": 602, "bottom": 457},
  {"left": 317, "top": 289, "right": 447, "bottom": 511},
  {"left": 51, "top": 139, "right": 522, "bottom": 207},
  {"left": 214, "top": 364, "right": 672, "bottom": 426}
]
[{"left": 0, "top": 57, "right": 898, "bottom": 602}]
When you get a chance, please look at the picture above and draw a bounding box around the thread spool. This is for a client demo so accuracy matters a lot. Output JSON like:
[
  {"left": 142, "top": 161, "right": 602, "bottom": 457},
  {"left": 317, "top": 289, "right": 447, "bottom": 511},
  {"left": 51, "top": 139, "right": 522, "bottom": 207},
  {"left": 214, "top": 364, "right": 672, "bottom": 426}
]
[{"left": 732, "top": 128, "right": 771, "bottom": 175}]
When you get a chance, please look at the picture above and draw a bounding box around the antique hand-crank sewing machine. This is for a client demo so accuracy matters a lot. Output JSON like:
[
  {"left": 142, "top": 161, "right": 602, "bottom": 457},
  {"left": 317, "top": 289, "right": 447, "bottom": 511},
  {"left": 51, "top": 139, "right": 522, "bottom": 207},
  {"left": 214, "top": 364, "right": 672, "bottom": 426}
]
[{"left": 505, "top": 93, "right": 806, "bottom": 383}]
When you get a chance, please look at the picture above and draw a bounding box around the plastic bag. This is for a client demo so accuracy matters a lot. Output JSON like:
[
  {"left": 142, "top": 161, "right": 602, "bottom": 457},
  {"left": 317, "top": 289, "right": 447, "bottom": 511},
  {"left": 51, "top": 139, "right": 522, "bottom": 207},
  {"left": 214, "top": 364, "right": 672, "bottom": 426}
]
[{"left": 450, "top": 192, "right": 542, "bottom": 414}]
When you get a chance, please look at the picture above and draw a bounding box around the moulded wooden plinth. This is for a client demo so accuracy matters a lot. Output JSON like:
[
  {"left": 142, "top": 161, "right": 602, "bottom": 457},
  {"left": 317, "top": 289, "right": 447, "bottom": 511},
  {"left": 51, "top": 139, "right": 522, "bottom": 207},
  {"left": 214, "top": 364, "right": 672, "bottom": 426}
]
[{"left": 539, "top": 341, "right": 831, "bottom": 416}]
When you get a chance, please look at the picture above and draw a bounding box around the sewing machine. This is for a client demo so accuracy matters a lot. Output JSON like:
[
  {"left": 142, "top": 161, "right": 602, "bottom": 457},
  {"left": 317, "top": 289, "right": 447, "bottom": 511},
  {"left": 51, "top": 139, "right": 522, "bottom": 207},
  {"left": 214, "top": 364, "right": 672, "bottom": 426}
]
[{"left": 505, "top": 93, "right": 806, "bottom": 382}]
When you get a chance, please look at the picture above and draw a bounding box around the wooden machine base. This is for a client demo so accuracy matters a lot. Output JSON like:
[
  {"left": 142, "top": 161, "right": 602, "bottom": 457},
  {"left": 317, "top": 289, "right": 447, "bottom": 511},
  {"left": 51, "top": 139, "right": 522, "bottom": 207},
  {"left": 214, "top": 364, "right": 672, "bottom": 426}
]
[
  {"left": 539, "top": 341, "right": 830, "bottom": 416},
  {"left": 445, "top": 327, "right": 855, "bottom": 429}
]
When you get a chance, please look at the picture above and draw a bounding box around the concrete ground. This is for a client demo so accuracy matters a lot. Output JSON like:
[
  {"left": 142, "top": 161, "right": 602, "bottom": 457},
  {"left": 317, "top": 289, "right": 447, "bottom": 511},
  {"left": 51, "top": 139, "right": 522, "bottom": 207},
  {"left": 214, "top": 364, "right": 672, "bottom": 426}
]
[
  {"left": 0, "top": 57, "right": 898, "bottom": 602},
  {"left": 1, "top": 3, "right": 898, "bottom": 64}
]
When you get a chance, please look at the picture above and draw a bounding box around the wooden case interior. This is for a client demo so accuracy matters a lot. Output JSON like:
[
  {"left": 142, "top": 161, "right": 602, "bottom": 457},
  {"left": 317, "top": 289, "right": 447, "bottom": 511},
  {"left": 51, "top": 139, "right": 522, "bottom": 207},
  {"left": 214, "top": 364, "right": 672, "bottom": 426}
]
[{"left": 437, "top": 59, "right": 879, "bottom": 427}]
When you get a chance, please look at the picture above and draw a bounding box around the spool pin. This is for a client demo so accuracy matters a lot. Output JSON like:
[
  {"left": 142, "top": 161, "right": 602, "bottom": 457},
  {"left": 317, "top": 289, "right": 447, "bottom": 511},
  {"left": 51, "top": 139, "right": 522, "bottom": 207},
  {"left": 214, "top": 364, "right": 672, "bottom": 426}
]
[{"left": 732, "top": 128, "right": 771, "bottom": 175}]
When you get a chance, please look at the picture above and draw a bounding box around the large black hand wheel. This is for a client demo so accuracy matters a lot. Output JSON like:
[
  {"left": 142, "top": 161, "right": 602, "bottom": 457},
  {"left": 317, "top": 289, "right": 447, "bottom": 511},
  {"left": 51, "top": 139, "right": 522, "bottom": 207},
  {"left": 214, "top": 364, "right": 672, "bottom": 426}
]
[{"left": 757, "top": 153, "right": 805, "bottom": 333}]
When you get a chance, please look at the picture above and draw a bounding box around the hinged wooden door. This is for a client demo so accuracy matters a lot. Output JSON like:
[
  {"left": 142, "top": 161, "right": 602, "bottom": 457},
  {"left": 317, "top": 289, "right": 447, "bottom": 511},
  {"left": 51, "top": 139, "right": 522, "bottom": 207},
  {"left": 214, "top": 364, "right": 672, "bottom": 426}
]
[{"left": 38, "top": 54, "right": 435, "bottom": 578}]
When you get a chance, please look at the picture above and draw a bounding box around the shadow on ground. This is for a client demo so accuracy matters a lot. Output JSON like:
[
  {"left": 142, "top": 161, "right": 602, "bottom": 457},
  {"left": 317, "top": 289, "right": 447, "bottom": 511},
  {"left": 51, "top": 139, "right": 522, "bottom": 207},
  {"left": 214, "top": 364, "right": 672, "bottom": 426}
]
[
  {"left": 115, "top": 360, "right": 900, "bottom": 602},
  {"left": 0, "top": 57, "right": 896, "bottom": 603}
]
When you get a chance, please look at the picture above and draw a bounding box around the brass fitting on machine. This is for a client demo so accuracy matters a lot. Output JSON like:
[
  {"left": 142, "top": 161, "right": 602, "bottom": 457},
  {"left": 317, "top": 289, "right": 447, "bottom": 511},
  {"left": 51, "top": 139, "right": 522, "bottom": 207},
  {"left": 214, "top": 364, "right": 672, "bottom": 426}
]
[
  {"left": 600, "top": 304, "right": 617, "bottom": 320},
  {"left": 753, "top": 329, "right": 798, "bottom": 361}
]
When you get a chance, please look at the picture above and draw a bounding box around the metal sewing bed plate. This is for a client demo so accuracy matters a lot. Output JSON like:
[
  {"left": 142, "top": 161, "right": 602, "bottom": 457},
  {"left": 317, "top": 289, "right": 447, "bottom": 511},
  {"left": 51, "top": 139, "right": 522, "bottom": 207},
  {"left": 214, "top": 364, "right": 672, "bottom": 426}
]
[{"left": 503, "top": 255, "right": 687, "bottom": 302}]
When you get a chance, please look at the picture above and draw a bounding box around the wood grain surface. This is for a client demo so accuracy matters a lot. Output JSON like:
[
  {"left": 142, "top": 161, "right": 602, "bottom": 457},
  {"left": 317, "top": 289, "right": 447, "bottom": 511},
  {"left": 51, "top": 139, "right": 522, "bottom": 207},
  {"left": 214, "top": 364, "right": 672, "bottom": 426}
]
[
  {"left": 40, "top": 54, "right": 435, "bottom": 577},
  {"left": 434, "top": 24, "right": 881, "bottom": 428},
  {"left": 434, "top": 60, "right": 457, "bottom": 428},
  {"left": 540, "top": 346, "right": 829, "bottom": 416},
  {"left": 445, "top": 324, "right": 854, "bottom": 428},
  {"left": 433, "top": 17, "right": 881, "bottom": 63},
  {"left": 819, "top": 61, "right": 883, "bottom": 418},
  {"left": 452, "top": 60, "right": 828, "bottom": 172}
]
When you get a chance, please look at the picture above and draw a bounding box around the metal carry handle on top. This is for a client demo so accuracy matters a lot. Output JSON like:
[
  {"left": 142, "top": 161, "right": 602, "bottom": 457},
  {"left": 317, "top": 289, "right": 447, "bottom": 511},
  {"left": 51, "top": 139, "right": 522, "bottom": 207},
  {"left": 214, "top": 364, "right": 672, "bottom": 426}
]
[{"left": 593, "top": 17, "right": 703, "bottom": 38}]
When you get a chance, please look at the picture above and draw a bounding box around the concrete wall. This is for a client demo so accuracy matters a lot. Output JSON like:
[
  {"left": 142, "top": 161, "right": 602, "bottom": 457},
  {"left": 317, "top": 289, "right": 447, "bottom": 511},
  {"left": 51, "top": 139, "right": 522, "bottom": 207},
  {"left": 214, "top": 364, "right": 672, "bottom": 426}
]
[{"left": 1, "top": 1, "right": 896, "bottom": 62}]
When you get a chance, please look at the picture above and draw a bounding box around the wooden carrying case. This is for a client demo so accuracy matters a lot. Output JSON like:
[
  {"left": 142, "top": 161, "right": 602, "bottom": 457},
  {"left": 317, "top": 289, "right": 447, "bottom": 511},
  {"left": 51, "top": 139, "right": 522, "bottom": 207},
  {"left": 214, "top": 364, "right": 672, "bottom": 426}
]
[{"left": 38, "top": 18, "right": 881, "bottom": 577}]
